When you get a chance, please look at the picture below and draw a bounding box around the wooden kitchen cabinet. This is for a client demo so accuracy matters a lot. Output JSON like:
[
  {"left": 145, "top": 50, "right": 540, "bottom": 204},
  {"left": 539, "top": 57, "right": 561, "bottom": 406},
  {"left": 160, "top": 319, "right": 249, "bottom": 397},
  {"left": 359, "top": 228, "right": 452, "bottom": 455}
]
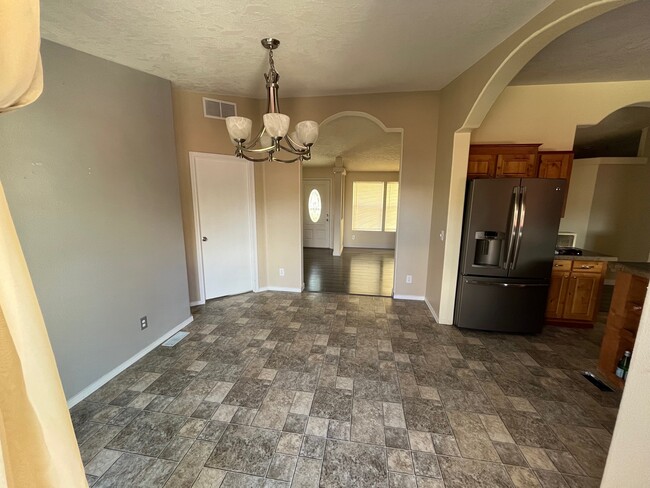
[
  {"left": 545, "top": 260, "right": 606, "bottom": 327},
  {"left": 546, "top": 259, "right": 572, "bottom": 319},
  {"left": 496, "top": 153, "right": 538, "bottom": 178},
  {"left": 538, "top": 151, "right": 573, "bottom": 179},
  {"left": 467, "top": 144, "right": 540, "bottom": 180},
  {"left": 467, "top": 154, "right": 496, "bottom": 179},
  {"left": 598, "top": 269, "right": 649, "bottom": 389},
  {"left": 538, "top": 151, "right": 573, "bottom": 217},
  {"left": 466, "top": 146, "right": 574, "bottom": 208},
  {"left": 563, "top": 272, "right": 601, "bottom": 321}
]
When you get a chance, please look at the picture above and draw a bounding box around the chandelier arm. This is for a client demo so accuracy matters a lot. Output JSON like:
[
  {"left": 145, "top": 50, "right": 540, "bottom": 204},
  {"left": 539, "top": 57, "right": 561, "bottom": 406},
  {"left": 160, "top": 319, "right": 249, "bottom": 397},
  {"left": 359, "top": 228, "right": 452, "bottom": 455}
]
[
  {"left": 271, "top": 155, "right": 302, "bottom": 163},
  {"left": 237, "top": 151, "right": 271, "bottom": 163},
  {"left": 241, "top": 144, "right": 277, "bottom": 154},
  {"left": 285, "top": 134, "right": 307, "bottom": 152},
  {"left": 278, "top": 143, "right": 309, "bottom": 156}
]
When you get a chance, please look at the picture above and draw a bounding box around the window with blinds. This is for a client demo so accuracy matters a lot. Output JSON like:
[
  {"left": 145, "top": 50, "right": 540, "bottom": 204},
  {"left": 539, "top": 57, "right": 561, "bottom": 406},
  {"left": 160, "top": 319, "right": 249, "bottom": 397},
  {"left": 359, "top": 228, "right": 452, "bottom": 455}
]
[
  {"left": 352, "top": 182, "right": 385, "bottom": 231},
  {"left": 351, "top": 181, "right": 399, "bottom": 232},
  {"left": 384, "top": 182, "right": 399, "bottom": 232}
]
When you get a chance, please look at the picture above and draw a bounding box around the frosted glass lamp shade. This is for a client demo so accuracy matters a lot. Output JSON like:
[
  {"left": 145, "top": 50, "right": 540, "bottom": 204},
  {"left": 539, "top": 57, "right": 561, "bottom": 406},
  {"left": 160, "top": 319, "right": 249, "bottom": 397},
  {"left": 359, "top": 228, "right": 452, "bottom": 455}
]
[
  {"left": 260, "top": 134, "right": 273, "bottom": 148},
  {"left": 290, "top": 131, "right": 305, "bottom": 148},
  {"left": 296, "top": 120, "right": 319, "bottom": 145},
  {"left": 226, "top": 116, "right": 252, "bottom": 142},
  {"left": 263, "top": 113, "right": 290, "bottom": 138}
]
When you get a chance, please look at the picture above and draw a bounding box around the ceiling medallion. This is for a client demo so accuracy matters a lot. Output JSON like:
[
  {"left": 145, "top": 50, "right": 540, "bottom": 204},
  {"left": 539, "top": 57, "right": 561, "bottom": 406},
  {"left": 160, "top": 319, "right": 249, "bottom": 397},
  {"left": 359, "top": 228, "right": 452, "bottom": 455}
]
[{"left": 225, "top": 38, "right": 319, "bottom": 163}]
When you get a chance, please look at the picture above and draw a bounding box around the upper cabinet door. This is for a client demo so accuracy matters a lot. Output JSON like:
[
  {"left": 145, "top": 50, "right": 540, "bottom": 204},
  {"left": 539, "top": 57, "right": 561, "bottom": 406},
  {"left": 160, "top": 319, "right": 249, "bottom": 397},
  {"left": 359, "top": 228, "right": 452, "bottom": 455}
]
[
  {"left": 467, "top": 154, "right": 496, "bottom": 179},
  {"left": 537, "top": 151, "right": 573, "bottom": 217},
  {"left": 496, "top": 153, "right": 538, "bottom": 178},
  {"left": 468, "top": 144, "right": 541, "bottom": 179},
  {"left": 538, "top": 152, "right": 573, "bottom": 179}
]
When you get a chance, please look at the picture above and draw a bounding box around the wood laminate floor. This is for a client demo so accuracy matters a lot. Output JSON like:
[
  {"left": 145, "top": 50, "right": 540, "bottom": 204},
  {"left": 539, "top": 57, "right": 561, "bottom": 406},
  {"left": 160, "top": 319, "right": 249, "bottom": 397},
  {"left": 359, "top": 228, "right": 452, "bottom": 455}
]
[{"left": 303, "top": 247, "right": 394, "bottom": 297}]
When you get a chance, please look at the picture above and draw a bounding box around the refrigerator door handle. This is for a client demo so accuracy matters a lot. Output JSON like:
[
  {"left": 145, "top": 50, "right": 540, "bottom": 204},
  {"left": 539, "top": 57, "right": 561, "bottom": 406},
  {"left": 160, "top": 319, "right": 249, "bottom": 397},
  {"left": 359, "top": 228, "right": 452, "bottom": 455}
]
[
  {"left": 464, "top": 279, "right": 547, "bottom": 288},
  {"left": 511, "top": 186, "right": 527, "bottom": 270},
  {"left": 503, "top": 186, "right": 520, "bottom": 269}
]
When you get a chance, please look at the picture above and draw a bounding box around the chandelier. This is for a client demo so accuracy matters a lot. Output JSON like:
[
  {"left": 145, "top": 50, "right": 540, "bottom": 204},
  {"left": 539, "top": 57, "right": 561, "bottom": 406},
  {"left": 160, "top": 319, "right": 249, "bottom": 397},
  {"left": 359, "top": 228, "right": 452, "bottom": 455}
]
[{"left": 225, "top": 38, "right": 319, "bottom": 163}]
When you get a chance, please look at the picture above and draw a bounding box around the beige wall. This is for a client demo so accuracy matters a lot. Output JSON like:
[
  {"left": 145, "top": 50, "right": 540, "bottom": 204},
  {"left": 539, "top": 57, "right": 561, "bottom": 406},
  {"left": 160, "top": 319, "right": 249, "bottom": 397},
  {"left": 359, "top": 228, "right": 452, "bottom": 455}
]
[
  {"left": 585, "top": 131, "right": 650, "bottom": 261},
  {"left": 471, "top": 81, "right": 650, "bottom": 251},
  {"left": 344, "top": 172, "right": 399, "bottom": 249},
  {"left": 173, "top": 89, "right": 439, "bottom": 299}
]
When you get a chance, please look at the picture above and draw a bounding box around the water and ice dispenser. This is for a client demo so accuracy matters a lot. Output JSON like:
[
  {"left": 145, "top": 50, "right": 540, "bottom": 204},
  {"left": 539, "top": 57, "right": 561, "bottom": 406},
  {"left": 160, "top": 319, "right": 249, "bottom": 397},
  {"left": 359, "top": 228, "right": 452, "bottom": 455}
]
[{"left": 473, "top": 231, "right": 505, "bottom": 267}]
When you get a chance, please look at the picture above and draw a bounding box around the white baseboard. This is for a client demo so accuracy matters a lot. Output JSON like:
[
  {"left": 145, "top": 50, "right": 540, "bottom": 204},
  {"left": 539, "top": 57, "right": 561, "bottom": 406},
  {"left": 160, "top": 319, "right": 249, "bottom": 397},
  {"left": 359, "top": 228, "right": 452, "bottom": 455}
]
[
  {"left": 190, "top": 300, "right": 205, "bottom": 306},
  {"left": 424, "top": 296, "right": 440, "bottom": 323},
  {"left": 393, "top": 294, "right": 425, "bottom": 301},
  {"left": 257, "top": 286, "right": 302, "bottom": 293},
  {"left": 66, "top": 315, "right": 194, "bottom": 408}
]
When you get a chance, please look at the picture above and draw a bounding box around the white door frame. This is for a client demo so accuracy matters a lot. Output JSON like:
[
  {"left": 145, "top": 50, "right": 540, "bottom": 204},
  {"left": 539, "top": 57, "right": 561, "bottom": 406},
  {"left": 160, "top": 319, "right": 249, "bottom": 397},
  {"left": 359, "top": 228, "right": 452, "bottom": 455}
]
[
  {"left": 303, "top": 177, "right": 333, "bottom": 249},
  {"left": 189, "top": 152, "right": 259, "bottom": 304}
]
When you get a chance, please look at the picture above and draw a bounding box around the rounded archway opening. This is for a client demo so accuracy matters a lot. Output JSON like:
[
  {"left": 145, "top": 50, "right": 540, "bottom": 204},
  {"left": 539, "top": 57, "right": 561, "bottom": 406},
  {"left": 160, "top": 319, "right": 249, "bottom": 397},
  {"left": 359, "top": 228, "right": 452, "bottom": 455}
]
[{"left": 301, "top": 111, "right": 404, "bottom": 297}]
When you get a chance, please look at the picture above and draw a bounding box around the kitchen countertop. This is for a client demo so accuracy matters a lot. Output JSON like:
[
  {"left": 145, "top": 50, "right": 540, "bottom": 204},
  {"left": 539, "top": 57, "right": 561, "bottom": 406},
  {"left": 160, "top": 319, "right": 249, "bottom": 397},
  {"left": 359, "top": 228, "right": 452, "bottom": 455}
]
[
  {"left": 555, "top": 249, "right": 618, "bottom": 262},
  {"left": 608, "top": 261, "right": 650, "bottom": 279}
]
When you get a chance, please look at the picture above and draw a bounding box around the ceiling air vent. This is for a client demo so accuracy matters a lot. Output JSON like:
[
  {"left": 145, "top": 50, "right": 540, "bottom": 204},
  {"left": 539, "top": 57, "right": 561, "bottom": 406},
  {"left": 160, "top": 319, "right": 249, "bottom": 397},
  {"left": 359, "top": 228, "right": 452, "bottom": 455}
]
[{"left": 202, "top": 97, "right": 237, "bottom": 120}]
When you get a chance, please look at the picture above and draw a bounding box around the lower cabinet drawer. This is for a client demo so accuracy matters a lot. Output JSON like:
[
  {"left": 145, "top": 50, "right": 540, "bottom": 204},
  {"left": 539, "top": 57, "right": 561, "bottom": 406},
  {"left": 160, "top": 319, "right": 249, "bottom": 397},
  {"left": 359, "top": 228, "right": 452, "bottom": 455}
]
[{"left": 571, "top": 261, "right": 605, "bottom": 274}]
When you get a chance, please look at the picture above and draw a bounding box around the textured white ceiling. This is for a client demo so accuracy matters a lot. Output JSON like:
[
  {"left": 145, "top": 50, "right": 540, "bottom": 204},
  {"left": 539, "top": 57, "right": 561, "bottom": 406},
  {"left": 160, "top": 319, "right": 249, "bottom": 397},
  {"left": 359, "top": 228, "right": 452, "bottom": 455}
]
[
  {"left": 306, "top": 116, "right": 401, "bottom": 172},
  {"left": 41, "top": 0, "right": 553, "bottom": 97},
  {"left": 513, "top": 0, "right": 650, "bottom": 85}
]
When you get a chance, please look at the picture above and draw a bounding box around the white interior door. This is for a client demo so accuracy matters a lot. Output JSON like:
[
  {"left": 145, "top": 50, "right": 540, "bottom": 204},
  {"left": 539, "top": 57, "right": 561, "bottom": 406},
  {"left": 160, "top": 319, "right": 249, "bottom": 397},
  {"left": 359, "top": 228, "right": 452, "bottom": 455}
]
[
  {"left": 303, "top": 179, "right": 330, "bottom": 248},
  {"left": 194, "top": 154, "right": 255, "bottom": 299}
]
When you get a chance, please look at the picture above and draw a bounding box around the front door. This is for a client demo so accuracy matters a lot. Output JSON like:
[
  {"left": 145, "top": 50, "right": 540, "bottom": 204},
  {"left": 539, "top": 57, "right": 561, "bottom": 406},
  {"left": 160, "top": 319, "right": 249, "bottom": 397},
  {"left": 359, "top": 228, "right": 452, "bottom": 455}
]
[
  {"left": 303, "top": 179, "right": 330, "bottom": 248},
  {"left": 194, "top": 154, "right": 255, "bottom": 299}
]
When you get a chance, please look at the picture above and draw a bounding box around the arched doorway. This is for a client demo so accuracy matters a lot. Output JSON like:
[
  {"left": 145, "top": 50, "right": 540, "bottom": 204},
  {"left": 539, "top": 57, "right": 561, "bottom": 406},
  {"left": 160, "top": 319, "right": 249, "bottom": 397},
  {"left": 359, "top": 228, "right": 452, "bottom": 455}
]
[{"left": 301, "top": 112, "right": 404, "bottom": 296}]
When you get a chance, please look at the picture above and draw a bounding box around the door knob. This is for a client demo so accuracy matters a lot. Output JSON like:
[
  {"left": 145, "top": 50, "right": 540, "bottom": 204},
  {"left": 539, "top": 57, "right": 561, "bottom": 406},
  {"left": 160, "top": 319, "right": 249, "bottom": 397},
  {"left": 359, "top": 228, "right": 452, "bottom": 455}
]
[{"left": 202, "top": 237, "right": 208, "bottom": 242}]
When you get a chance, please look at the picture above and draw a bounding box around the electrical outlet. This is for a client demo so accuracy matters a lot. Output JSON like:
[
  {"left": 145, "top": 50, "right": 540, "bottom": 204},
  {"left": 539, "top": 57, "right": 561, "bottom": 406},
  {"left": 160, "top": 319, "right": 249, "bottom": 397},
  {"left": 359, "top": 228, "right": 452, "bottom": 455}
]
[
  {"left": 352, "top": 234, "right": 356, "bottom": 240},
  {"left": 279, "top": 268, "right": 285, "bottom": 277},
  {"left": 440, "top": 230, "right": 445, "bottom": 241},
  {"left": 406, "top": 275, "right": 413, "bottom": 284},
  {"left": 140, "top": 316, "right": 148, "bottom": 330}
]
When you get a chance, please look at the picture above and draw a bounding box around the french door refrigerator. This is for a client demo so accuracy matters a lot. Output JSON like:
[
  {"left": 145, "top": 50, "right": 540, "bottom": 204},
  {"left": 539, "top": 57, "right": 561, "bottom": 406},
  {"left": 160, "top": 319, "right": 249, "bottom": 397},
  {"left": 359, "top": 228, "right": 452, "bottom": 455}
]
[{"left": 455, "top": 178, "right": 566, "bottom": 333}]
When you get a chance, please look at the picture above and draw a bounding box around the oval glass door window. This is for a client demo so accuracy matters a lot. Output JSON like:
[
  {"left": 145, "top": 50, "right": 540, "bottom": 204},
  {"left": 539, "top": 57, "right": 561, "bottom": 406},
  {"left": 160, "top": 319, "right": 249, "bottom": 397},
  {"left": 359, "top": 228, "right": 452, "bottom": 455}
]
[{"left": 308, "top": 189, "right": 322, "bottom": 223}]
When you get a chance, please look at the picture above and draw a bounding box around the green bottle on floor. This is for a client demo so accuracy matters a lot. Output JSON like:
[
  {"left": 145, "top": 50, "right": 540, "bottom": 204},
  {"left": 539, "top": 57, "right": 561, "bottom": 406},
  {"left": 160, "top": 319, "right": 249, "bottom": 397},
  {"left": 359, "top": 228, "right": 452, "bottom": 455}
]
[{"left": 615, "top": 350, "right": 632, "bottom": 380}]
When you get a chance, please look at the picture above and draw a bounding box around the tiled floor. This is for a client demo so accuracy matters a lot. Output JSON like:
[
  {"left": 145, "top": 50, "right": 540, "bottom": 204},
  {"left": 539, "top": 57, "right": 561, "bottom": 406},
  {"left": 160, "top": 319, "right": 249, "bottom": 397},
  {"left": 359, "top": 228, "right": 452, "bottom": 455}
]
[{"left": 72, "top": 291, "right": 620, "bottom": 487}]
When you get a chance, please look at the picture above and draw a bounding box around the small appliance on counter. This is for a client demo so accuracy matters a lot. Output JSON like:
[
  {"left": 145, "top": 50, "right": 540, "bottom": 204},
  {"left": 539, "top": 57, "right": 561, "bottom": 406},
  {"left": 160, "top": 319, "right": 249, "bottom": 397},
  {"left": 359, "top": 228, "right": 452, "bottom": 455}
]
[
  {"left": 455, "top": 178, "right": 566, "bottom": 333},
  {"left": 556, "top": 232, "right": 577, "bottom": 248},
  {"left": 555, "top": 247, "right": 583, "bottom": 256}
]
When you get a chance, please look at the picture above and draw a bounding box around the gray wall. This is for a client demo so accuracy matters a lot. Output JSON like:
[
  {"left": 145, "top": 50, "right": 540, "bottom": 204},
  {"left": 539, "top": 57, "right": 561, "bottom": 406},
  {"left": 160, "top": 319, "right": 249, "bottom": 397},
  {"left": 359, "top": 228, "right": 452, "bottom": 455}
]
[{"left": 0, "top": 41, "right": 191, "bottom": 399}]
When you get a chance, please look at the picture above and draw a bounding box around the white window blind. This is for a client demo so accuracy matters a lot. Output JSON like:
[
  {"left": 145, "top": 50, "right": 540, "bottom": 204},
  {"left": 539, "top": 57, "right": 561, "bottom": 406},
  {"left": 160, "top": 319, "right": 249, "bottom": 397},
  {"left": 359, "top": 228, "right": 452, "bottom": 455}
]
[
  {"left": 352, "top": 182, "right": 385, "bottom": 231},
  {"left": 384, "top": 182, "right": 399, "bottom": 232}
]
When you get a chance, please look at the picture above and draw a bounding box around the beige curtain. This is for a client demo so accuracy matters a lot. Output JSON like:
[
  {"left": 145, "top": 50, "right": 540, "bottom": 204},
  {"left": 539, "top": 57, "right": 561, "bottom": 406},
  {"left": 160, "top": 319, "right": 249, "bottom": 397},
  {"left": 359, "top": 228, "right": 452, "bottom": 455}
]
[{"left": 1, "top": 1, "right": 87, "bottom": 487}]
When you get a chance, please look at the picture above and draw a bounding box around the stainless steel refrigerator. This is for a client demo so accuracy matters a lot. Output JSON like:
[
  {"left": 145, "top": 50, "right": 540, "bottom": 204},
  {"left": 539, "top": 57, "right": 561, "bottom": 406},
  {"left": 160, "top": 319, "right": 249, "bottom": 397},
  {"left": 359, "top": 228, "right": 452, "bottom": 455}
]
[{"left": 455, "top": 178, "right": 566, "bottom": 333}]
